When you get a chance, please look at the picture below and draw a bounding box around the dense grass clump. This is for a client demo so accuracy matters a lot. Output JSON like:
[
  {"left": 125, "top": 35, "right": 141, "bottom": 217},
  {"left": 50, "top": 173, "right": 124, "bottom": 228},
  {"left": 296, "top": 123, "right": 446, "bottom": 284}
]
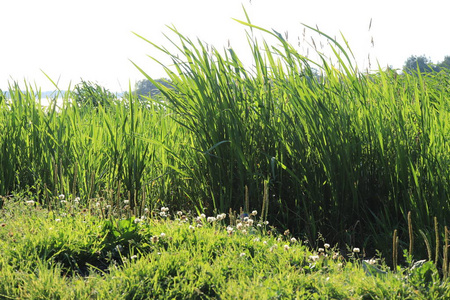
[
  {"left": 1, "top": 20, "right": 450, "bottom": 264},
  {"left": 134, "top": 21, "right": 450, "bottom": 258}
]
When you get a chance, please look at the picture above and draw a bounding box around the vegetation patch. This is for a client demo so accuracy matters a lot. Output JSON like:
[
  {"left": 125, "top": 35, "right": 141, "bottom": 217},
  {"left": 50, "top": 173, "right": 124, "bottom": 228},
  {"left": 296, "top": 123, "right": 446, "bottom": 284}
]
[
  {"left": 1, "top": 197, "right": 449, "bottom": 299},
  {"left": 2, "top": 15, "right": 450, "bottom": 297}
]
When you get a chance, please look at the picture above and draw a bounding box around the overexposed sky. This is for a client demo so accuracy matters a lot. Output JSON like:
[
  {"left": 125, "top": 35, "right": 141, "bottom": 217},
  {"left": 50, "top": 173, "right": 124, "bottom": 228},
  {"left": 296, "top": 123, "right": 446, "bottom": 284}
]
[{"left": 1, "top": 0, "right": 449, "bottom": 92}]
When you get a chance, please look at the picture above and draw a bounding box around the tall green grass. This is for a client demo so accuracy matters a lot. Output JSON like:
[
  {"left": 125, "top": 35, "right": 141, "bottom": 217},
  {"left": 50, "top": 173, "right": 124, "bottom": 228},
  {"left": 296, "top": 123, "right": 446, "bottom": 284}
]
[
  {"left": 1, "top": 19, "right": 450, "bottom": 260},
  {"left": 133, "top": 20, "right": 450, "bottom": 256},
  {"left": 0, "top": 82, "right": 198, "bottom": 214}
]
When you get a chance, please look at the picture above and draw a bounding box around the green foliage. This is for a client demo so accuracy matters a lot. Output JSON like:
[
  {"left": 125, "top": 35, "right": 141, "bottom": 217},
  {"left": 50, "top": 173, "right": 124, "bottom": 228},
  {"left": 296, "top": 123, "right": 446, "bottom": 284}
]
[
  {"left": 403, "top": 55, "right": 439, "bottom": 74},
  {"left": 1, "top": 200, "right": 449, "bottom": 299},
  {"left": 133, "top": 20, "right": 450, "bottom": 255},
  {"left": 72, "top": 79, "right": 117, "bottom": 107},
  {"left": 2, "top": 19, "right": 450, "bottom": 263},
  {"left": 403, "top": 55, "right": 450, "bottom": 74},
  {"left": 133, "top": 78, "right": 173, "bottom": 99}
]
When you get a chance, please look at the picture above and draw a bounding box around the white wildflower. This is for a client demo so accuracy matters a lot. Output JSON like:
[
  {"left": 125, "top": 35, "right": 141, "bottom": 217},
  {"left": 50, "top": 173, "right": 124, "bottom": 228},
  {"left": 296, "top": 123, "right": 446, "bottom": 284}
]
[
  {"left": 216, "top": 213, "right": 226, "bottom": 221},
  {"left": 309, "top": 255, "right": 320, "bottom": 262},
  {"left": 236, "top": 222, "right": 243, "bottom": 230}
]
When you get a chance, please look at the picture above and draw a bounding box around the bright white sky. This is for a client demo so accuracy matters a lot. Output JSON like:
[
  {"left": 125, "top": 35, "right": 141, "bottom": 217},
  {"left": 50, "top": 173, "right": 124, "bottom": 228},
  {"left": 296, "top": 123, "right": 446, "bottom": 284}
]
[{"left": 1, "top": 0, "right": 449, "bottom": 92}]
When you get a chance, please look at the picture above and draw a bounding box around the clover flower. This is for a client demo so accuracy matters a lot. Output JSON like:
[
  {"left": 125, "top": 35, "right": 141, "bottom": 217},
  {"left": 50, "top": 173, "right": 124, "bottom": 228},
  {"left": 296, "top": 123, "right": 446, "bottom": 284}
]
[
  {"left": 353, "top": 247, "right": 360, "bottom": 253},
  {"left": 216, "top": 213, "right": 226, "bottom": 221},
  {"left": 309, "top": 255, "right": 320, "bottom": 262},
  {"left": 251, "top": 210, "right": 257, "bottom": 216},
  {"left": 58, "top": 194, "right": 65, "bottom": 200}
]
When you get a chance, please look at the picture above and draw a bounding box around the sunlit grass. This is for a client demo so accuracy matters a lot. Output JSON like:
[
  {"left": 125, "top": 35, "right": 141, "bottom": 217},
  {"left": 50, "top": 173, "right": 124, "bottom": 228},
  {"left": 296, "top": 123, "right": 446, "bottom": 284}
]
[
  {"left": 1, "top": 17, "right": 450, "bottom": 272},
  {"left": 1, "top": 196, "right": 449, "bottom": 299}
]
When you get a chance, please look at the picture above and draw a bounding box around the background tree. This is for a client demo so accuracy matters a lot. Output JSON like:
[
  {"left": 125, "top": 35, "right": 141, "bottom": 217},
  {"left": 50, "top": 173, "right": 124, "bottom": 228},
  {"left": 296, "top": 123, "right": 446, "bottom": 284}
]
[
  {"left": 72, "top": 79, "right": 117, "bottom": 107},
  {"left": 134, "top": 78, "right": 173, "bottom": 99},
  {"left": 437, "top": 56, "right": 450, "bottom": 70},
  {"left": 403, "top": 55, "right": 440, "bottom": 74}
]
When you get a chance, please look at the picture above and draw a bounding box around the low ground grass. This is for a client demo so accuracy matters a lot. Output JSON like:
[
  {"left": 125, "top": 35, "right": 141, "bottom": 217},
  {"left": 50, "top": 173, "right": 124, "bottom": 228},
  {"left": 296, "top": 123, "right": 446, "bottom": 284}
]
[{"left": 1, "top": 196, "right": 449, "bottom": 299}]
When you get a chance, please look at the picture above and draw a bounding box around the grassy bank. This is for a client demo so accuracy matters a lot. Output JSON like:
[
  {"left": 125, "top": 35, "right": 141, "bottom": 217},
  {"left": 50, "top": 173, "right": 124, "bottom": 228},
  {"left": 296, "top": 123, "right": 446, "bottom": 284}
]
[{"left": 1, "top": 197, "right": 449, "bottom": 299}]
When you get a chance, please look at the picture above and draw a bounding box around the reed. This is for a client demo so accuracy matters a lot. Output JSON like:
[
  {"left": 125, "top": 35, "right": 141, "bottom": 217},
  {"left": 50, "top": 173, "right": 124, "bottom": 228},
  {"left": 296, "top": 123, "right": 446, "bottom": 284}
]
[{"left": 2, "top": 16, "right": 450, "bottom": 258}]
